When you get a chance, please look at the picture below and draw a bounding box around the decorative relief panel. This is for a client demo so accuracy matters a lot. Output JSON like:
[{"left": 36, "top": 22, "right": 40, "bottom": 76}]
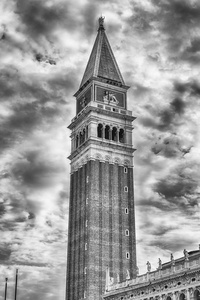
[
  {"left": 77, "top": 87, "right": 92, "bottom": 114},
  {"left": 95, "top": 86, "right": 125, "bottom": 108}
]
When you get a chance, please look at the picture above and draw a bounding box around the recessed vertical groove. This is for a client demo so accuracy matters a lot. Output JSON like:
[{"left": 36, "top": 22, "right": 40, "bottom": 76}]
[
  {"left": 72, "top": 170, "right": 78, "bottom": 300},
  {"left": 66, "top": 174, "right": 73, "bottom": 300},
  {"left": 118, "top": 165, "right": 123, "bottom": 281},
  {"left": 109, "top": 163, "right": 113, "bottom": 276},
  {"left": 99, "top": 161, "right": 103, "bottom": 296},
  {"left": 77, "top": 167, "right": 81, "bottom": 299},
  {"left": 128, "top": 168, "right": 136, "bottom": 278}
]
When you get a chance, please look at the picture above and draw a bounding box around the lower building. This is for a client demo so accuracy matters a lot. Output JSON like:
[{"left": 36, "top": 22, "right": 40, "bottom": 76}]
[{"left": 104, "top": 248, "right": 200, "bottom": 300}]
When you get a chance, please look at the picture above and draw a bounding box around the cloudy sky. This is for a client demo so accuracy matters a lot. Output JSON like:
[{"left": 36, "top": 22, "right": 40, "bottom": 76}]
[{"left": 0, "top": 0, "right": 200, "bottom": 299}]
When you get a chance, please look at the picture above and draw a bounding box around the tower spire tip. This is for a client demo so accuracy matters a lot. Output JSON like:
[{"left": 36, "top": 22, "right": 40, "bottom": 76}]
[{"left": 98, "top": 16, "right": 105, "bottom": 30}]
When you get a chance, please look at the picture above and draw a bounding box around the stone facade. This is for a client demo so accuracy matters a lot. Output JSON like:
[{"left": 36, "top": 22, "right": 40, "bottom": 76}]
[{"left": 104, "top": 250, "right": 200, "bottom": 300}]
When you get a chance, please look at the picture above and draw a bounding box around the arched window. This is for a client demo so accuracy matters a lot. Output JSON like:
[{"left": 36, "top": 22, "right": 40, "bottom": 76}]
[
  {"left": 112, "top": 127, "right": 118, "bottom": 141},
  {"left": 179, "top": 294, "right": 186, "bottom": 300},
  {"left": 119, "top": 128, "right": 125, "bottom": 143},
  {"left": 80, "top": 131, "right": 83, "bottom": 145},
  {"left": 82, "top": 128, "right": 86, "bottom": 143},
  {"left": 194, "top": 290, "right": 200, "bottom": 300},
  {"left": 166, "top": 296, "right": 172, "bottom": 300},
  {"left": 105, "top": 125, "right": 110, "bottom": 140},
  {"left": 97, "top": 124, "right": 103, "bottom": 138},
  {"left": 86, "top": 125, "right": 88, "bottom": 139},
  {"left": 76, "top": 135, "right": 79, "bottom": 148}
]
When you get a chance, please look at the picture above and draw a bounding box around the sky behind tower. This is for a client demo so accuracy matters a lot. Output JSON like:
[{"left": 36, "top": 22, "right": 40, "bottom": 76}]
[{"left": 0, "top": 0, "right": 200, "bottom": 299}]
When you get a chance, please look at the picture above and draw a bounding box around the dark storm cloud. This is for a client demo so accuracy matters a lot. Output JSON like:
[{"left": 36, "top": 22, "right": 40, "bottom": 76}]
[
  {"left": 126, "top": 3, "right": 155, "bottom": 32},
  {"left": 140, "top": 97, "right": 185, "bottom": 132},
  {"left": 0, "top": 246, "right": 12, "bottom": 260},
  {"left": 139, "top": 218, "right": 175, "bottom": 235},
  {"left": 0, "top": 101, "right": 59, "bottom": 150},
  {"left": 15, "top": 0, "right": 99, "bottom": 40},
  {"left": 154, "top": 164, "right": 199, "bottom": 211},
  {"left": 127, "top": 0, "right": 200, "bottom": 62},
  {"left": 152, "top": 225, "right": 174, "bottom": 237},
  {"left": 35, "top": 53, "right": 56, "bottom": 65},
  {"left": 174, "top": 80, "right": 200, "bottom": 96},
  {"left": 0, "top": 202, "right": 6, "bottom": 216},
  {"left": 149, "top": 235, "right": 195, "bottom": 252},
  {"left": 0, "top": 146, "right": 67, "bottom": 228},
  {"left": 157, "top": 0, "right": 200, "bottom": 62},
  {"left": 0, "top": 67, "right": 71, "bottom": 150},
  {"left": 153, "top": 0, "right": 200, "bottom": 27},
  {"left": 170, "top": 98, "right": 185, "bottom": 114},
  {"left": 11, "top": 150, "right": 65, "bottom": 189},
  {"left": 137, "top": 197, "right": 174, "bottom": 211},
  {"left": 15, "top": 0, "right": 69, "bottom": 38}
]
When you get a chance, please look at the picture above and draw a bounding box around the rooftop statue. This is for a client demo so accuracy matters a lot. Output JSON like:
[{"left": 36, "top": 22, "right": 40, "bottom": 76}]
[{"left": 99, "top": 16, "right": 105, "bottom": 29}]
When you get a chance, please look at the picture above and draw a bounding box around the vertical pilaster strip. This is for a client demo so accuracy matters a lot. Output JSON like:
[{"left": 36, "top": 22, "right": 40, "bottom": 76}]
[
  {"left": 84, "top": 163, "right": 88, "bottom": 297},
  {"left": 74, "top": 169, "right": 79, "bottom": 300},
  {"left": 101, "top": 161, "right": 110, "bottom": 296},
  {"left": 91, "top": 160, "right": 100, "bottom": 299},
  {"left": 109, "top": 163, "right": 113, "bottom": 276},
  {"left": 118, "top": 165, "right": 123, "bottom": 281},
  {"left": 66, "top": 173, "right": 73, "bottom": 300},
  {"left": 128, "top": 167, "right": 137, "bottom": 278},
  {"left": 72, "top": 170, "right": 78, "bottom": 300},
  {"left": 77, "top": 167, "right": 81, "bottom": 300},
  {"left": 112, "top": 164, "right": 120, "bottom": 283},
  {"left": 79, "top": 166, "right": 85, "bottom": 297},
  {"left": 86, "top": 160, "right": 92, "bottom": 299},
  {"left": 99, "top": 161, "right": 103, "bottom": 296}
]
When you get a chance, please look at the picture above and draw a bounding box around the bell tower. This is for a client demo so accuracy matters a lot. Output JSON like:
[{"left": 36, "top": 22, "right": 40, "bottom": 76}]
[{"left": 66, "top": 17, "right": 137, "bottom": 300}]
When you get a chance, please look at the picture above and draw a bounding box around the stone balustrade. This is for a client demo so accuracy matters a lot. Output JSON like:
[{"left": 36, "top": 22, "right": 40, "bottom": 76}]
[{"left": 106, "top": 253, "right": 200, "bottom": 294}]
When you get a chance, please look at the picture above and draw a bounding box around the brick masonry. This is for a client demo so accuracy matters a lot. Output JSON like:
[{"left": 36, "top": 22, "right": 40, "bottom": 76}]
[{"left": 66, "top": 159, "right": 137, "bottom": 300}]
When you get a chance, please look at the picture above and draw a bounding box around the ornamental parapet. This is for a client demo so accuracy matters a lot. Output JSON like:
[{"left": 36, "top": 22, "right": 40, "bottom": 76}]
[{"left": 104, "top": 249, "right": 200, "bottom": 300}]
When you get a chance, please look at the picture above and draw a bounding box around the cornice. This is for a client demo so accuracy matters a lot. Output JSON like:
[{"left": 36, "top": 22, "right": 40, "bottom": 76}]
[{"left": 68, "top": 105, "right": 136, "bottom": 130}]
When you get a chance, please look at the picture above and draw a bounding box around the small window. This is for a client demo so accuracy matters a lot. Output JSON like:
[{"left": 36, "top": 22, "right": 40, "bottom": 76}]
[
  {"left": 76, "top": 135, "right": 79, "bottom": 148},
  {"left": 112, "top": 127, "right": 118, "bottom": 142},
  {"left": 124, "top": 186, "right": 128, "bottom": 192},
  {"left": 97, "top": 124, "right": 103, "bottom": 138},
  {"left": 85, "top": 243, "right": 87, "bottom": 250},
  {"left": 85, "top": 220, "right": 88, "bottom": 227},
  {"left": 125, "top": 208, "right": 129, "bottom": 214},
  {"left": 84, "top": 267, "right": 87, "bottom": 274},
  {"left": 124, "top": 167, "right": 128, "bottom": 173},
  {"left": 86, "top": 176, "right": 89, "bottom": 183},
  {"left": 119, "top": 128, "right": 125, "bottom": 143},
  {"left": 86, "top": 125, "right": 88, "bottom": 139},
  {"left": 105, "top": 125, "right": 110, "bottom": 140},
  {"left": 125, "top": 229, "right": 129, "bottom": 236},
  {"left": 126, "top": 252, "right": 130, "bottom": 259},
  {"left": 86, "top": 198, "right": 88, "bottom": 204},
  {"left": 84, "top": 291, "right": 86, "bottom": 299}
]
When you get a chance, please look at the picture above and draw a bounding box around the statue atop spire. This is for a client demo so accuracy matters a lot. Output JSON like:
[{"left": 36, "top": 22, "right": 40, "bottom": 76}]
[{"left": 98, "top": 16, "right": 105, "bottom": 30}]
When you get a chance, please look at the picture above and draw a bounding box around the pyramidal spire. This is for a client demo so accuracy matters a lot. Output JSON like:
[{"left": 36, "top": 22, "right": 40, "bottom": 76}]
[{"left": 80, "top": 17, "right": 125, "bottom": 88}]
